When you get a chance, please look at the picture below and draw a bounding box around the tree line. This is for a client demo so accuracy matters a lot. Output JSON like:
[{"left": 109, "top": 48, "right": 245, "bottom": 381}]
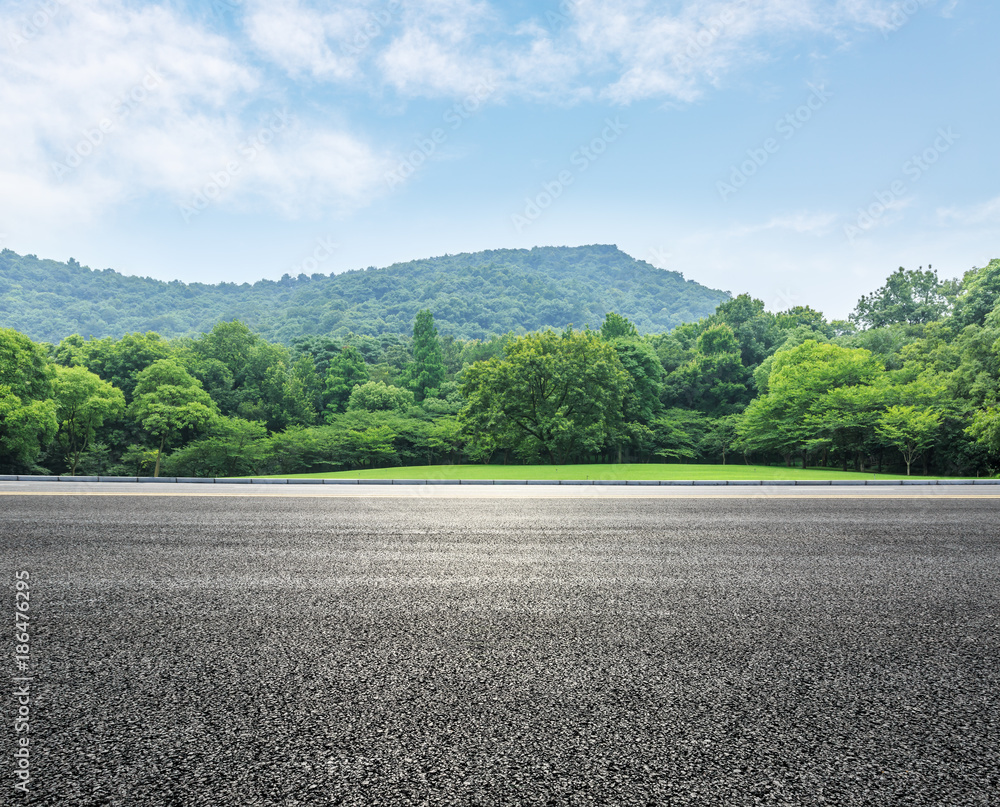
[
  {"left": 0, "top": 244, "right": 727, "bottom": 344},
  {"left": 2, "top": 258, "right": 999, "bottom": 477}
]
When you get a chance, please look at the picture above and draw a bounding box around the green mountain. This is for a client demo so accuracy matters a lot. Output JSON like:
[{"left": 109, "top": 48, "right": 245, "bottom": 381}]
[{"left": 0, "top": 244, "right": 729, "bottom": 343}]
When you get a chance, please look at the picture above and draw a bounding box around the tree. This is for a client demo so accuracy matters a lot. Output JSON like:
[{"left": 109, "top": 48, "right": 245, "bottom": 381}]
[
  {"left": 707, "top": 294, "right": 783, "bottom": 369},
  {"left": 408, "top": 310, "right": 446, "bottom": 401},
  {"left": 162, "top": 417, "right": 271, "bottom": 478},
  {"left": 650, "top": 409, "right": 706, "bottom": 462},
  {"left": 851, "top": 267, "right": 952, "bottom": 329},
  {"left": 130, "top": 360, "right": 219, "bottom": 476},
  {"left": 188, "top": 320, "right": 305, "bottom": 430},
  {"left": 0, "top": 328, "right": 57, "bottom": 472},
  {"left": 602, "top": 316, "right": 663, "bottom": 461},
  {"left": 702, "top": 414, "right": 740, "bottom": 464},
  {"left": 808, "top": 382, "right": 889, "bottom": 472},
  {"left": 72, "top": 331, "right": 172, "bottom": 402},
  {"left": 460, "top": 328, "right": 630, "bottom": 464},
  {"left": 952, "top": 258, "right": 1000, "bottom": 329},
  {"left": 968, "top": 407, "right": 1000, "bottom": 460},
  {"left": 53, "top": 365, "right": 125, "bottom": 475},
  {"left": 738, "top": 340, "right": 884, "bottom": 466},
  {"left": 877, "top": 405, "right": 941, "bottom": 475},
  {"left": 663, "top": 324, "right": 750, "bottom": 415},
  {"left": 346, "top": 381, "right": 414, "bottom": 413},
  {"left": 601, "top": 312, "right": 639, "bottom": 340},
  {"left": 324, "top": 346, "right": 369, "bottom": 413}
]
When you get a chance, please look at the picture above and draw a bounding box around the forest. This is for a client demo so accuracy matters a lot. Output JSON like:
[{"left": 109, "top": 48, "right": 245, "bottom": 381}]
[
  {"left": 0, "top": 245, "right": 728, "bottom": 343},
  {"left": 1, "top": 258, "right": 999, "bottom": 478}
]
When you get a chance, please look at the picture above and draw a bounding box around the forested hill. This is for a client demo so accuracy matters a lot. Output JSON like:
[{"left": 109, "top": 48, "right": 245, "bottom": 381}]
[{"left": 0, "top": 245, "right": 728, "bottom": 343}]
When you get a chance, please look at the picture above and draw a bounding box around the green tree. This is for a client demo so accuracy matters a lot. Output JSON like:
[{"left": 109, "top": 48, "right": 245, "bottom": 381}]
[
  {"left": 807, "top": 382, "right": 889, "bottom": 472},
  {"left": 663, "top": 324, "right": 750, "bottom": 415},
  {"left": 461, "top": 328, "right": 630, "bottom": 464},
  {"left": 162, "top": 417, "right": 271, "bottom": 478},
  {"left": 346, "top": 381, "right": 414, "bottom": 413},
  {"left": 0, "top": 328, "right": 57, "bottom": 472},
  {"left": 601, "top": 315, "right": 662, "bottom": 461},
  {"left": 324, "top": 346, "right": 370, "bottom": 413},
  {"left": 877, "top": 405, "right": 941, "bottom": 475},
  {"left": 130, "top": 359, "right": 219, "bottom": 476},
  {"left": 702, "top": 414, "right": 740, "bottom": 464},
  {"left": 952, "top": 258, "right": 1000, "bottom": 329},
  {"left": 600, "top": 311, "right": 639, "bottom": 340},
  {"left": 650, "top": 409, "right": 706, "bottom": 462},
  {"left": 707, "top": 294, "right": 783, "bottom": 369},
  {"left": 738, "top": 340, "right": 884, "bottom": 466},
  {"left": 408, "top": 310, "right": 446, "bottom": 401},
  {"left": 188, "top": 320, "right": 308, "bottom": 430},
  {"left": 72, "top": 331, "right": 172, "bottom": 402},
  {"left": 851, "top": 267, "right": 952, "bottom": 329},
  {"left": 52, "top": 365, "right": 125, "bottom": 475},
  {"left": 967, "top": 407, "right": 1000, "bottom": 461}
]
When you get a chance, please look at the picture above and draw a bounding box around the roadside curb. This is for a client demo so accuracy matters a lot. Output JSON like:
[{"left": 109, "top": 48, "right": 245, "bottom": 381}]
[{"left": 8, "top": 475, "right": 999, "bottom": 486}]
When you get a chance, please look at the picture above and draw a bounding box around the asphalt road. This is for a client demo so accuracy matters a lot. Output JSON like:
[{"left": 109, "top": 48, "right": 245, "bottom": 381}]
[{"left": 3, "top": 494, "right": 999, "bottom": 806}]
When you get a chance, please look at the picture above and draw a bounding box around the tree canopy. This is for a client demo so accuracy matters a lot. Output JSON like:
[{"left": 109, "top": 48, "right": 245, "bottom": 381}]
[{"left": 1, "top": 255, "right": 999, "bottom": 478}]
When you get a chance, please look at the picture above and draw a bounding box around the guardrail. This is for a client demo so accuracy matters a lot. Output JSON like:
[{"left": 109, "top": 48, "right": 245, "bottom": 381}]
[{"left": 2, "top": 475, "right": 998, "bottom": 486}]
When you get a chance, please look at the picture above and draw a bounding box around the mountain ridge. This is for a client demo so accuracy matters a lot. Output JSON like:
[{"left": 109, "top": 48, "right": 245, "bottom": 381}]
[{"left": 0, "top": 244, "right": 729, "bottom": 343}]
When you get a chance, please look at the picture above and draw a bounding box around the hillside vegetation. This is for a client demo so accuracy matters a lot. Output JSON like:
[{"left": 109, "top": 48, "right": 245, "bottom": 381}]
[
  {"left": 2, "top": 256, "right": 999, "bottom": 480},
  {"left": 0, "top": 245, "right": 728, "bottom": 343}
]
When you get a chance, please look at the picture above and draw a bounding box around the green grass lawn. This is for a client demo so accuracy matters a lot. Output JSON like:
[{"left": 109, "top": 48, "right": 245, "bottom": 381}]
[{"left": 254, "top": 463, "right": 920, "bottom": 481}]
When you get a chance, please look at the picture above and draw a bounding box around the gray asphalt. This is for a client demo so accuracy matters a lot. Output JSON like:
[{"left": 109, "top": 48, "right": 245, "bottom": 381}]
[{"left": 2, "top": 495, "right": 999, "bottom": 806}]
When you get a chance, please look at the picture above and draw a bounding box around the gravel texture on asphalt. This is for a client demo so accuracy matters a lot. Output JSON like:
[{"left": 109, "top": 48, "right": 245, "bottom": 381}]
[{"left": 2, "top": 495, "right": 999, "bottom": 806}]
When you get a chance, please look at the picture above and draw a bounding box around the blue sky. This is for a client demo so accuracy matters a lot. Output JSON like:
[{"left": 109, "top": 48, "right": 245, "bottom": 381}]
[{"left": 0, "top": 0, "right": 996, "bottom": 319}]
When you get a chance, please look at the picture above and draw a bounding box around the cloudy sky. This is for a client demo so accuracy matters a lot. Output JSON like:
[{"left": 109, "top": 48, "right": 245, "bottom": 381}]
[{"left": 0, "top": 0, "right": 996, "bottom": 318}]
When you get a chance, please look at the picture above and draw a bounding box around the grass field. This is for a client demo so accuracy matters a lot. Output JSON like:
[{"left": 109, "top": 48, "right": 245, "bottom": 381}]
[{"left": 255, "top": 463, "right": 921, "bottom": 481}]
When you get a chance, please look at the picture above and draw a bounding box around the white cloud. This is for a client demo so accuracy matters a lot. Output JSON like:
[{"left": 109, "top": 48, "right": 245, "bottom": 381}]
[
  {"left": 0, "top": 0, "right": 392, "bottom": 230},
  {"left": 725, "top": 211, "right": 838, "bottom": 238},
  {"left": 365, "top": 0, "right": 946, "bottom": 105},
  {"left": 243, "top": 0, "right": 372, "bottom": 81},
  {"left": 936, "top": 196, "right": 1000, "bottom": 227},
  {"left": 377, "top": 0, "right": 500, "bottom": 97}
]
